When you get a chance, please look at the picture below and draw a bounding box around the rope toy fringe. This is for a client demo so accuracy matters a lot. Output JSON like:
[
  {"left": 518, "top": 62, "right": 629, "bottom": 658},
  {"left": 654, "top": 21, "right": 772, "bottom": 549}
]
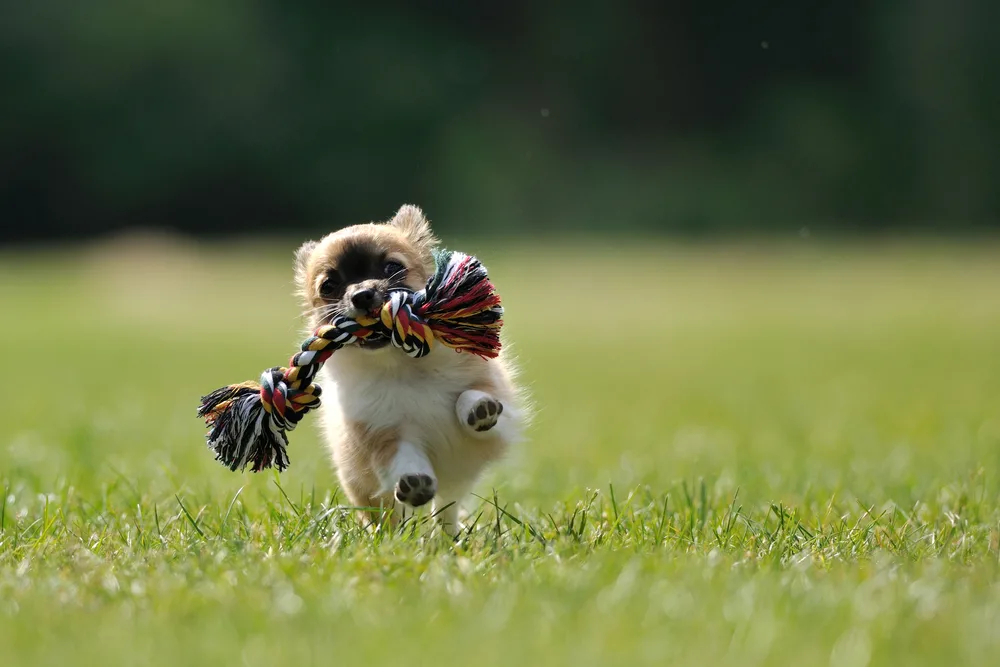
[{"left": 197, "top": 250, "right": 503, "bottom": 473}]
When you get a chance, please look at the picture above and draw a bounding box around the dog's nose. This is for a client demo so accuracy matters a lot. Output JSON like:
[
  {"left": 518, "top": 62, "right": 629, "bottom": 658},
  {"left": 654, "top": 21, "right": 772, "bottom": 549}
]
[{"left": 351, "top": 288, "right": 377, "bottom": 312}]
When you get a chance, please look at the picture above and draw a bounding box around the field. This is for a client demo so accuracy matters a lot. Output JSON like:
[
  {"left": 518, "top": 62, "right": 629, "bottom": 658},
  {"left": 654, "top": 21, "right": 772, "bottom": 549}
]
[{"left": 2, "top": 236, "right": 1000, "bottom": 666}]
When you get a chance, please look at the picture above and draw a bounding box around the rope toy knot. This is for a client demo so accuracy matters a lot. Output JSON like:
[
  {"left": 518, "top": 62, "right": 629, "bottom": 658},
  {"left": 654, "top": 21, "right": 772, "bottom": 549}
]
[{"left": 197, "top": 250, "right": 503, "bottom": 473}]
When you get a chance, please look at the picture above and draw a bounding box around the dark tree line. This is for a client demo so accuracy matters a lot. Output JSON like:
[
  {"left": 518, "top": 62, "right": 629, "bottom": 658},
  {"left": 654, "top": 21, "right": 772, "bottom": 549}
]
[{"left": 1, "top": 1, "right": 997, "bottom": 241}]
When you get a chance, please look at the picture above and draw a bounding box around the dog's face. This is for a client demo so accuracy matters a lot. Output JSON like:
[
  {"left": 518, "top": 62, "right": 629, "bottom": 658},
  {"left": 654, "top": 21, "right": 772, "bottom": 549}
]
[{"left": 295, "top": 205, "right": 438, "bottom": 348}]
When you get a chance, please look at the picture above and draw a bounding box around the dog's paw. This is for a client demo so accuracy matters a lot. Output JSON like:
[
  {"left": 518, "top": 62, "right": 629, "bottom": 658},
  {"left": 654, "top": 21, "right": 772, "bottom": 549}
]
[
  {"left": 394, "top": 473, "right": 436, "bottom": 507},
  {"left": 465, "top": 396, "right": 503, "bottom": 433}
]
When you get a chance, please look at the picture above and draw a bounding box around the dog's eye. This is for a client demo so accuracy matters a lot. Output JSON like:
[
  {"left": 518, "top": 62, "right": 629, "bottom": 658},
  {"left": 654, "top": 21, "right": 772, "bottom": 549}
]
[
  {"left": 383, "top": 261, "right": 406, "bottom": 279},
  {"left": 319, "top": 273, "right": 341, "bottom": 298}
]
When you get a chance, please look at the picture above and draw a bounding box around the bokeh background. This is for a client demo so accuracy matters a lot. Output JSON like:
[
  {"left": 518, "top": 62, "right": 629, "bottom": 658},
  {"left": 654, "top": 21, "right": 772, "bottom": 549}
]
[{"left": 3, "top": 0, "right": 999, "bottom": 243}]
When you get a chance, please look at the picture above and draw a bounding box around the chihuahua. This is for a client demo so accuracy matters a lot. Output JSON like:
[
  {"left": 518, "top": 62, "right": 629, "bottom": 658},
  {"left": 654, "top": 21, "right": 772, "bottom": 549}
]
[{"left": 294, "top": 205, "right": 526, "bottom": 534}]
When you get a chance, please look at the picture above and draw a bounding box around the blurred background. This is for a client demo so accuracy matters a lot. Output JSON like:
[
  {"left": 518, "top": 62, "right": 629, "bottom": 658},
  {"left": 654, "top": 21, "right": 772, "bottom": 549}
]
[
  {"left": 3, "top": 1, "right": 1000, "bottom": 505},
  {"left": 3, "top": 0, "right": 999, "bottom": 243}
]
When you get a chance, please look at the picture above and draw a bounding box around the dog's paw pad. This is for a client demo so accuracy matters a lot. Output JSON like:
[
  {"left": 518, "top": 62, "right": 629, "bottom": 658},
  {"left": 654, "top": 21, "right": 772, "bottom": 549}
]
[
  {"left": 394, "top": 473, "right": 436, "bottom": 507},
  {"left": 466, "top": 397, "right": 503, "bottom": 432}
]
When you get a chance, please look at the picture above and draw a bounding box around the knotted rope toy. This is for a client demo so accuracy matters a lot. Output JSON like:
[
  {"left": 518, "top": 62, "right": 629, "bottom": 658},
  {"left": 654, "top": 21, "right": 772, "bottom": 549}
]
[{"left": 197, "top": 250, "right": 503, "bottom": 473}]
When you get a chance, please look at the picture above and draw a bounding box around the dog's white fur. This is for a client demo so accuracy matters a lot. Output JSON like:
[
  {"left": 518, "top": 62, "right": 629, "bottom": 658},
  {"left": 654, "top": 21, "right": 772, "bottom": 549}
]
[
  {"left": 295, "top": 205, "right": 526, "bottom": 534},
  {"left": 318, "top": 344, "right": 524, "bottom": 531}
]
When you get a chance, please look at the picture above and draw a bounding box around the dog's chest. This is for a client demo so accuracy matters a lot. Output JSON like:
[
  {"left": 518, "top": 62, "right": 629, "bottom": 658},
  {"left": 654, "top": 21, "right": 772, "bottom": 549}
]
[{"left": 324, "top": 354, "right": 474, "bottom": 433}]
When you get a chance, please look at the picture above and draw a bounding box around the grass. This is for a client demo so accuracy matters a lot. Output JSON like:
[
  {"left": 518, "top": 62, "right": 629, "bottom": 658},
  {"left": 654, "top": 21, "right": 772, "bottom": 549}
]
[{"left": 2, "top": 235, "right": 1000, "bottom": 666}]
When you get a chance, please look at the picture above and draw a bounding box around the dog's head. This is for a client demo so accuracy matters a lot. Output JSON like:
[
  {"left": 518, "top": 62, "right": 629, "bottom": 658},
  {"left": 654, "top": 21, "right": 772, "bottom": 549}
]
[{"left": 294, "top": 205, "right": 438, "bottom": 348}]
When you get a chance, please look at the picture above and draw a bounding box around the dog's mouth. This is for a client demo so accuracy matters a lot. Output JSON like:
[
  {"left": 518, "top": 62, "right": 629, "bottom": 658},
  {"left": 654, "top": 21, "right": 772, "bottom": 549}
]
[{"left": 357, "top": 336, "right": 391, "bottom": 351}]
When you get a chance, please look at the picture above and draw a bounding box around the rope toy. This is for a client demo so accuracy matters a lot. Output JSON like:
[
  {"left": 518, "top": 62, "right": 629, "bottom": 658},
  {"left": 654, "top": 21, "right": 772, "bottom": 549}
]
[{"left": 197, "top": 250, "right": 503, "bottom": 473}]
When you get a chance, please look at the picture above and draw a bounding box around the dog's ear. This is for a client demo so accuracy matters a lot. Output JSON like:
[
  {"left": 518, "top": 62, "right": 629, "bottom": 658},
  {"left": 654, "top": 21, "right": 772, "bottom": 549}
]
[
  {"left": 293, "top": 240, "right": 318, "bottom": 293},
  {"left": 389, "top": 204, "right": 437, "bottom": 249}
]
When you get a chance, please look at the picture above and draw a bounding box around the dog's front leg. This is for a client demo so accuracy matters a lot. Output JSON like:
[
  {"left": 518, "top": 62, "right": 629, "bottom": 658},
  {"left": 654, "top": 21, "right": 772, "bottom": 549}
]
[
  {"left": 456, "top": 389, "right": 504, "bottom": 437},
  {"left": 377, "top": 441, "right": 437, "bottom": 523}
]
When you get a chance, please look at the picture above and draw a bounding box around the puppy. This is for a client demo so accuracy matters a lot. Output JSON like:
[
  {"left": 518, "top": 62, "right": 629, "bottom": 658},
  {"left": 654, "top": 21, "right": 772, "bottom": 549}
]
[{"left": 294, "top": 205, "right": 526, "bottom": 534}]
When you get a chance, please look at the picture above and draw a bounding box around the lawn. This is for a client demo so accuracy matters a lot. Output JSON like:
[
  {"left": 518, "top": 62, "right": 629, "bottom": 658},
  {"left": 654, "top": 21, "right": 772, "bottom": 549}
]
[{"left": 2, "top": 235, "right": 1000, "bottom": 666}]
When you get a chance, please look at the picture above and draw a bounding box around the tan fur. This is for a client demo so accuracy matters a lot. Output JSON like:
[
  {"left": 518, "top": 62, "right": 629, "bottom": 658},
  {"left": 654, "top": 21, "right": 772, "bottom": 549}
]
[
  {"left": 334, "top": 420, "right": 400, "bottom": 528},
  {"left": 294, "top": 205, "right": 527, "bottom": 534}
]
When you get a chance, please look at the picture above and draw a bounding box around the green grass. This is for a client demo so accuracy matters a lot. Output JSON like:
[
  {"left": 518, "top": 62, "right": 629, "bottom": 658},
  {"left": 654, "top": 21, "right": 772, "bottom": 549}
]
[{"left": 3, "top": 236, "right": 1000, "bottom": 666}]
